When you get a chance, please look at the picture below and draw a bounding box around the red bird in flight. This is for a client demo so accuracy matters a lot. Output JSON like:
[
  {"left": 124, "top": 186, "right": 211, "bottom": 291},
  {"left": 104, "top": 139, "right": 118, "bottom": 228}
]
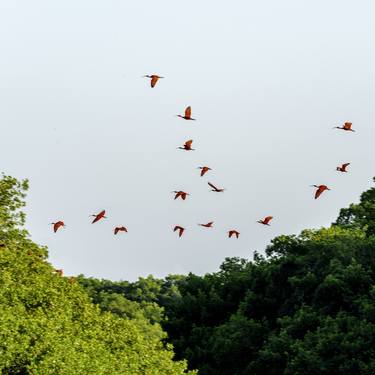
[
  {"left": 337, "top": 163, "right": 350, "bottom": 172},
  {"left": 208, "top": 182, "right": 225, "bottom": 192},
  {"left": 50, "top": 221, "right": 65, "bottom": 233},
  {"left": 91, "top": 210, "right": 106, "bottom": 223},
  {"left": 143, "top": 74, "right": 164, "bottom": 88},
  {"left": 257, "top": 216, "right": 273, "bottom": 226},
  {"left": 311, "top": 185, "right": 330, "bottom": 199},
  {"left": 198, "top": 166, "right": 212, "bottom": 177},
  {"left": 114, "top": 226, "right": 128, "bottom": 235},
  {"left": 173, "top": 226, "right": 185, "bottom": 238},
  {"left": 173, "top": 191, "right": 190, "bottom": 200},
  {"left": 198, "top": 221, "right": 214, "bottom": 228},
  {"left": 178, "top": 140, "right": 195, "bottom": 151},
  {"left": 177, "top": 106, "right": 196, "bottom": 120},
  {"left": 333, "top": 122, "right": 355, "bottom": 132},
  {"left": 228, "top": 230, "right": 240, "bottom": 239}
]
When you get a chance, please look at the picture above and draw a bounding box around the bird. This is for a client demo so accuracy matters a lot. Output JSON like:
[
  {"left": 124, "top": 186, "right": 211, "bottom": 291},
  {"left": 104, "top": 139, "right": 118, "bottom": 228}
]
[
  {"left": 177, "top": 106, "right": 196, "bottom": 121},
  {"left": 198, "top": 166, "right": 212, "bottom": 177},
  {"left": 173, "top": 225, "right": 185, "bottom": 237},
  {"left": 336, "top": 163, "right": 350, "bottom": 172},
  {"left": 178, "top": 140, "right": 195, "bottom": 151},
  {"left": 114, "top": 226, "right": 128, "bottom": 235},
  {"left": 311, "top": 185, "right": 330, "bottom": 199},
  {"left": 173, "top": 191, "right": 189, "bottom": 200},
  {"left": 50, "top": 221, "right": 65, "bottom": 233},
  {"left": 198, "top": 221, "right": 214, "bottom": 228},
  {"left": 228, "top": 230, "right": 240, "bottom": 238},
  {"left": 143, "top": 74, "right": 164, "bottom": 88},
  {"left": 208, "top": 182, "right": 225, "bottom": 192},
  {"left": 54, "top": 269, "right": 63, "bottom": 277},
  {"left": 333, "top": 122, "right": 355, "bottom": 132},
  {"left": 91, "top": 210, "right": 106, "bottom": 223},
  {"left": 257, "top": 216, "right": 273, "bottom": 226}
]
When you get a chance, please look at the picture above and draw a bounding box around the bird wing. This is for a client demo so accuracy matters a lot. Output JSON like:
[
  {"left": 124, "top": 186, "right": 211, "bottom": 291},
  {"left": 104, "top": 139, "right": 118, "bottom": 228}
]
[
  {"left": 344, "top": 122, "right": 352, "bottom": 129},
  {"left": 207, "top": 222, "right": 214, "bottom": 226},
  {"left": 151, "top": 76, "right": 158, "bottom": 87},
  {"left": 208, "top": 182, "right": 218, "bottom": 190},
  {"left": 174, "top": 226, "right": 180, "bottom": 232},
  {"left": 315, "top": 187, "right": 323, "bottom": 199},
  {"left": 185, "top": 139, "right": 193, "bottom": 148},
  {"left": 228, "top": 231, "right": 233, "bottom": 238},
  {"left": 342, "top": 163, "right": 350, "bottom": 168},
  {"left": 114, "top": 228, "right": 119, "bottom": 235},
  {"left": 179, "top": 228, "right": 184, "bottom": 237},
  {"left": 235, "top": 232, "right": 239, "bottom": 238},
  {"left": 185, "top": 106, "right": 191, "bottom": 118},
  {"left": 200, "top": 168, "right": 206, "bottom": 176},
  {"left": 264, "top": 216, "right": 273, "bottom": 224}
]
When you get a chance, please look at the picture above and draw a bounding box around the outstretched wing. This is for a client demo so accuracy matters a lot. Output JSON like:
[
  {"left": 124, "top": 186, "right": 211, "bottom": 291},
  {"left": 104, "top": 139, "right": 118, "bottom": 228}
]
[
  {"left": 151, "top": 76, "right": 159, "bottom": 88},
  {"left": 185, "top": 106, "right": 191, "bottom": 118},
  {"left": 315, "top": 187, "right": 323, "bottom": 199},
  {"left": 264, "top": 216, "right": 273, "bottom": 224},
  {"left": 185, "top": 139, "right": 193, "bottom": 148},
  {"left": 208, "top": 182, "right": 218, "bottom": 190}
]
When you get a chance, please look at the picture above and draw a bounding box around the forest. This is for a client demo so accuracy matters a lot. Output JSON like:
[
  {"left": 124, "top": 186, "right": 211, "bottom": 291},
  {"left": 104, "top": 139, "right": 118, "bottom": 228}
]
[{"left": 1, "top": 175, "right": 375, "bottom": 374}]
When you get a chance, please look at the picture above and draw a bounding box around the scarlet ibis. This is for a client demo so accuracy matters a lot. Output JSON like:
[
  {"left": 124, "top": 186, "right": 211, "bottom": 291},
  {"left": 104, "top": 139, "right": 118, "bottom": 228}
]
[
  {"left": 311, "top": 185, "right": 330, "bottom": 199},
  {"left": 114, "top": 226, "right": 128, "bottom": 235},
  {"left": 337, "top": 163, "right": 350, "bottom": 172},
  {"left": 333, "top": 122, "right": 355, "bottom": 132},
  {"left": 198, "top": 166, "right": 212, "bottom": 177},
  {"left": 54, "top": 269, "right": 63, "bottom": 277},
  {"left": 177, "top": 106, "right": 196, "bottom": 120},
  {"left": 91, "top": 210, "right": 106, "bottom": 223},
  {"left": 228, "top": 230, "right": 240, "bottom": 238},
  {"left": 178, "top": 140, "right": 194, "bottom": 151},
  {"left": 208, "top": 182, "right": 225, "bottom": 192},
  {"left": 173, "top": 191, "right": 189, "bottom": 200},
  {"left": 50, "top": 221, "right": 65, "bottom": 233},
  {"left": 257, "top": 216, "right": 273, "bottom": 226},
  {"left": 143, "top": 75, "right": 164, "bottom": 88},
  {"left": 198, "top": 221, "right": 214, "bottom": 228},
  {"left": 173, "top": 225, "right": 185, "bottom": 237}
]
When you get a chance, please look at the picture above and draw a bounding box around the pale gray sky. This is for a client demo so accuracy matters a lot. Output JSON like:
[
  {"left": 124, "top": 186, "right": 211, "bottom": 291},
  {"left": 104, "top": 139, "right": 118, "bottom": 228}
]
[{"left": 0, "top": 0, "right": 374, "bottom": 281}]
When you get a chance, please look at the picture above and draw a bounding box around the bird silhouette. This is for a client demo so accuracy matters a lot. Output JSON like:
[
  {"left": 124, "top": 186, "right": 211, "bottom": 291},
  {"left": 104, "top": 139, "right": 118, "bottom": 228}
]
[
  {"left": 311, "top": 185, "right": 330, "bottom": 199},
  {"left": 174, "top": 225, "right": 185, "bottom": 237},
  {"left": 198, "top": 221, "right": 214, "bottom": 228},
  {"left": 228, "top": 230, "right": 240, "bottom": 238},
  {"left": 91, "top": 210, "right": 107, "bottom": 223},
  {"left": 198, "top": 166, "right": 212, "bottom": 177},
  {"left": 336, "top": 163, "right": 350, "bottom": 172},
  {"left": 114, "top": 226, "right": 128, "bottom": 235},
  {"left": 333, "top": 122, "right": 355, "bottom": 132},
  {"left": 173, "top": 191, "right": 189, "bottom": 200},
  {"left": 143, "top": 74, "right": 164, "bottom": 88},
  {"left": 177, "top": 106, "right": 196, "bottom": 120},
  {"left": 208, "top": 182, "right": 225, "bottom": 192},
  {"left": 257, "top": 216, "right": 273, "bottom": 226},
  {"left": 178, "top": 140, "right": 195, "bottom": 151},
  {"left": 50, "top": 221, "right": 65, "bottom": 233}
]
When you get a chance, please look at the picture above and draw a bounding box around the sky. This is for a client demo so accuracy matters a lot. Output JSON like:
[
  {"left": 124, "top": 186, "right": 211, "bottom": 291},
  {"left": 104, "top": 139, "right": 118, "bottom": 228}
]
[{"left": 0, "top": 0, "right": 374, "bottom": 281}]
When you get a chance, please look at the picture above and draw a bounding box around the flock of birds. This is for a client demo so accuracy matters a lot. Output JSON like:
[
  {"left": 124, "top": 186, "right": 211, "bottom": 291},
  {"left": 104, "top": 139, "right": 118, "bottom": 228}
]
[{"left": 50, "top": 74, "right": 356, "bottom": 241}]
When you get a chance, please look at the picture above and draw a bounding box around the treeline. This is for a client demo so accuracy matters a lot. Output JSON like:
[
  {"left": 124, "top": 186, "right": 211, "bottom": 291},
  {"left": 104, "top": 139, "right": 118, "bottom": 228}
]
[
  {"left": 0, "top": 175, "right": 195, "bottom": 374},
  {"left": 79, "top": 178, "right": 375, "bottom": 375}
]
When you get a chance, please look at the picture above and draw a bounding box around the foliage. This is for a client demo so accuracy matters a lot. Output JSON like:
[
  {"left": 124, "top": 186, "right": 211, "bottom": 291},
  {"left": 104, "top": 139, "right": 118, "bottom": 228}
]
[{"left": 0, "top": 175, "right": 195, "bottom": 374}]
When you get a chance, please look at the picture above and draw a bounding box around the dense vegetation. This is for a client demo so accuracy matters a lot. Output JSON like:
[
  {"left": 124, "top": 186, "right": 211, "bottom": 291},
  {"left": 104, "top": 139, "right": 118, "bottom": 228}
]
[
  {"left": 0, "top": 175, "right": 194, "bottom": 374},
  {"left": 80, "top": 178, "right": 375, "bottom": 375}
]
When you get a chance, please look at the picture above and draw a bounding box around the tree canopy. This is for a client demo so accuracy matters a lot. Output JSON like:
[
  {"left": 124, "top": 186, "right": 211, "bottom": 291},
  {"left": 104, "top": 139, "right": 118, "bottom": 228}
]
[
  {"left": 80, "top": 178, "right": 375, "bottom": 375},
  {"left": 0, "top": 174, "right": 194, "bottom": 374}
]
